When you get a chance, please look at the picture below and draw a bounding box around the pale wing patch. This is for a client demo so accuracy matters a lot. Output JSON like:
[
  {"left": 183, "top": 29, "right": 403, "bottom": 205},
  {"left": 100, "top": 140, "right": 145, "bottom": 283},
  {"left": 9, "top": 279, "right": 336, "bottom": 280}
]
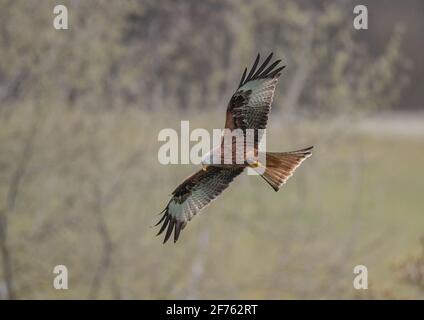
[
  {"left": 233, "top": 78, "right": 279, "bottom": 129},
  {"left": 228, "top": 53, "right": 285, "bottom": 130},
  {"left": 156, "top": 167, "right": 244, "bottom": 243}
]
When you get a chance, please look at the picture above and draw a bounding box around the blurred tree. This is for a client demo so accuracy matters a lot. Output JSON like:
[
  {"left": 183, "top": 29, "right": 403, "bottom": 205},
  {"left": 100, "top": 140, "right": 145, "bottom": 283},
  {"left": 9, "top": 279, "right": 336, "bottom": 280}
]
[
  {"left": 0, "top": 0, "right": 417, "bottom": 300},
  {"left": 0, "top": 0, "right": 408, "bottom": 114}
]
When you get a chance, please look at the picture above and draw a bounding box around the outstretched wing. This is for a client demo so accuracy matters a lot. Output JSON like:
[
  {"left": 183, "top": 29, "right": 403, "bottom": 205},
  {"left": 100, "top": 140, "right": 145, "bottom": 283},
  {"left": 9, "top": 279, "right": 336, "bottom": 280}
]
[
  {"left": 155, "top": 166, "right": 244, "bottom": 243},
  {"left": 225, "top": 53, "right": 285, "bottom": 131}
]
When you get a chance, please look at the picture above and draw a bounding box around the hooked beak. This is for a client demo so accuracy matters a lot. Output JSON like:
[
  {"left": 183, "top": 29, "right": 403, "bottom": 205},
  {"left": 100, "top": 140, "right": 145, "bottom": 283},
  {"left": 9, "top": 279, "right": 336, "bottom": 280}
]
[{"left": 202, "top": 165, "right": 208, "bottom": 171}]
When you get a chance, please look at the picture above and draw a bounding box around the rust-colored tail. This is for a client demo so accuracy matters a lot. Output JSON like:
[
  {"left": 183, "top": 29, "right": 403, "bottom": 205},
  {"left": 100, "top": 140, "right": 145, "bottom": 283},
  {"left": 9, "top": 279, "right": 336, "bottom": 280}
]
[{"left": 260, "top": 146, "right": 313, "bottom": 191}]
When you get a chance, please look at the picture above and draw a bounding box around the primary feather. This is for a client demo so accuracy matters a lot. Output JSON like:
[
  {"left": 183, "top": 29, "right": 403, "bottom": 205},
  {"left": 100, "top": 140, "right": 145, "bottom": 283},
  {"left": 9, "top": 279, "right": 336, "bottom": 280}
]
[{"left": 156, "top": 167, "right": 244, "bottom": 243}]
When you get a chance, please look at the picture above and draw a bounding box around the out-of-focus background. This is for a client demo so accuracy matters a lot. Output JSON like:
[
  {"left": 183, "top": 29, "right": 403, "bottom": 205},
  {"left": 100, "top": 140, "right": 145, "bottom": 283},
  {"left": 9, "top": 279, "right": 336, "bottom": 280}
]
[{"left": 0, "top": 0, "right": 423, "bottom": 299}]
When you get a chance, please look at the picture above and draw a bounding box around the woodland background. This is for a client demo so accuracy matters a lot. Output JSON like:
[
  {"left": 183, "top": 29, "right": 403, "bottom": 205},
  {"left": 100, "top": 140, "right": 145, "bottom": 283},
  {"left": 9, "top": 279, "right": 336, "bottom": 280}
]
[{"left": 1, "top": 0, "right": 424, "bottom": 299}]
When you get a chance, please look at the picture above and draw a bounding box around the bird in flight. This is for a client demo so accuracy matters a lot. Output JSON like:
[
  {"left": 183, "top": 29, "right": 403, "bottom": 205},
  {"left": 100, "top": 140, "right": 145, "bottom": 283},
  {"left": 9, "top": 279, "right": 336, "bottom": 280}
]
[{"left": 155, "top": 53, "right": 313, "bottom": 243}]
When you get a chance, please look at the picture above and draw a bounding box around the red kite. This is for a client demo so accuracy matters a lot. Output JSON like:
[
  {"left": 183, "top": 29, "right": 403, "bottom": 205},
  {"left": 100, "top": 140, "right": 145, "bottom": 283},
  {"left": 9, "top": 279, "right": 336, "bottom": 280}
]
[{"left": 156, "top": 53, "right": 313, "bottom": 243}]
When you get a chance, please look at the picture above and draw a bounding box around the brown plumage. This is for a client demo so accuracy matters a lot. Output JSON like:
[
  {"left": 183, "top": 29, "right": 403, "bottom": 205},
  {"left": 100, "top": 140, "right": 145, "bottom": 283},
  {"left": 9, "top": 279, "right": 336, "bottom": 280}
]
[
  {"left": 260, "top": 147, "right": 313, "bottom": 191},
  {"left": 156, "top": 53, "right": 313, "bottom": 243}
]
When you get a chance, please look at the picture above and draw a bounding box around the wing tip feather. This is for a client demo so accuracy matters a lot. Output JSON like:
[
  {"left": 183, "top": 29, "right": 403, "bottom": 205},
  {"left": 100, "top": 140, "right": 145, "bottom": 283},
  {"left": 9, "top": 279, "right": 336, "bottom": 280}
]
[
  {"left": 156, "top": 167, "right": 244, "bottom": 244},
  {"left": 238, "top": 53, "right": 285, "bottom": 88},
  {"left": 155, "top": 206, "right": 181, "bottom": 244}
]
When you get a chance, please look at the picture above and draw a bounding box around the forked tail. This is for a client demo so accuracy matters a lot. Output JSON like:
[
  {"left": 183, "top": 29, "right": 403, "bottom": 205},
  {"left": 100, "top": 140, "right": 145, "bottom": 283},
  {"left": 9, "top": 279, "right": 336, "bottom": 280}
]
[{"left": 258, "top": 146, "right": 313, "bottom": 191}]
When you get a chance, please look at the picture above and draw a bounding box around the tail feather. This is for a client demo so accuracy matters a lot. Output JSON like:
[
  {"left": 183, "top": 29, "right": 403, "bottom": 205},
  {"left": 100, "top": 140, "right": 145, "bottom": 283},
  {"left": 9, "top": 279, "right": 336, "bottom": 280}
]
[{"left": 260, "top": 146, "right": 313, "bottom": 191}]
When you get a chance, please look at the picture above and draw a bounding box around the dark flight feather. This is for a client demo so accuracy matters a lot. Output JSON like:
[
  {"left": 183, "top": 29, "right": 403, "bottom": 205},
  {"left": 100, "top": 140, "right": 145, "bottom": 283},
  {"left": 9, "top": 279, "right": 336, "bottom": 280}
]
[
  {"left": 252, "top": 52, "right": 273, "bottom": 79},
  {"left": 259, "top": 59, "right": 282, "bottom": 78},
  {"left": 246, "top": 53, "right": 260, "bottom": 82},
  {"left": 164, "top": 219, "right": 175, "bottom": 243},
  {"left": 156, "top": 167, "right": 244, "bottom": 243},
  {"left": 238, "top": 68, "right": 247, "bottom": 88}
]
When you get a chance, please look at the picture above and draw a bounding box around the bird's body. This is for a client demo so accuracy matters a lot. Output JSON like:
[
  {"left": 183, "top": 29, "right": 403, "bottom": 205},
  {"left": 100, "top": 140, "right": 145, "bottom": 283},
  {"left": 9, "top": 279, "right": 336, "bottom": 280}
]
[{"left": 156, "top": 53, "right": 313, "bottom": 243}]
